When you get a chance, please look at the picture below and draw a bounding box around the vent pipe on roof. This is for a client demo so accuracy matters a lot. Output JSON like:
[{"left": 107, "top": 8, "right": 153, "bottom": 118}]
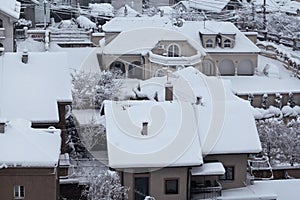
[
  {"left": 22, "top": 49, "right": 28, "bottom": 64},
  {"left": 196, "top": 96, "right": 203, "bottom": 105},
  {"left": 165, "top": 82, "right": 173, "bottom": 101},
  {"left": 141, "top": 122, "right": 148, "bottom": 136}
]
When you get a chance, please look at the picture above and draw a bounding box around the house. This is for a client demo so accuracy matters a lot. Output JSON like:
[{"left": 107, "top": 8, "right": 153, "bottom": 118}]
[
  {"left": 100, "top": 17, "right": 260, "bottom": 78},
  {"left": 103, "top": 67, "right": 262, "bottom": 199},
  {"left": 174, "top": 0, "right": 242, "bottom": 13},
  {"left": 0, "top": 51, "right": 72, "bottom": 152},
  {"left": 0, "top": 0, "right": 21, "bottom": 52},
  {"left": 0, "top": 119, "right": 61, "bottom": 200}
]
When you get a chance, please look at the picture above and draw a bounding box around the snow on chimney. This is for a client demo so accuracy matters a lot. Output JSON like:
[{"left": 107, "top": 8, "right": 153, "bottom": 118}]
[
  {"left": 22, "top": 49, "right": 28, "bottom": 64},
  {"left": 165, "top": 82, "right": 173, "bottom": 101},
  {"left": 141, "top": 122, "right": 148, "bottom": 136},
  {"left": 196, "top": 96, "right": 203, "bottom": 105}
]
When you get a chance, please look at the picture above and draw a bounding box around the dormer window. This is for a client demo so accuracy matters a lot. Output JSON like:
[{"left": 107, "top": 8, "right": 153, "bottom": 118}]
[
  {"left": 224, "top": 39, "right": 232, "bottom": 48},
  {"left": 205, "top": 39, "right": 214, "bottom": 48},
  {"left": 167, "top": 44, "right": 180, "bottom": 57}
]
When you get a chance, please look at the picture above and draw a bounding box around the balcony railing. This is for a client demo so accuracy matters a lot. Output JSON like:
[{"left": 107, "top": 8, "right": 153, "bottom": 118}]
[
  {"left": 149, "top": 51, "right": 202, "bottom": 66},
  {"left": 191, "top": 180, "right": 222, "bottom": 200}
]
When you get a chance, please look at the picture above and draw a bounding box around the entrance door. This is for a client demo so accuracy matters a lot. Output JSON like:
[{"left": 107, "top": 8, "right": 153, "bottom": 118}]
[{"left": 134, "top": 177, "right": 149, "bottom": 200}]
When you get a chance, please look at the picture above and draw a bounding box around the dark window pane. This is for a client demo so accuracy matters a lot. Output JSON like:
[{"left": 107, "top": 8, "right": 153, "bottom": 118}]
[{"left": 165, "top": 179, "right": 179, "bottom": 194}]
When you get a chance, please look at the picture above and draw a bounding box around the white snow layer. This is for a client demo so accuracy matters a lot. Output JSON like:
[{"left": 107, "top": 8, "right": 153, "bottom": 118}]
[{"left": 0, "top": 119, "right": 61, "bottom": 167}]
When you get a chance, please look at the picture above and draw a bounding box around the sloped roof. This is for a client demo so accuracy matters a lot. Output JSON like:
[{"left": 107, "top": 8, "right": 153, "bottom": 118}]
[
  {"left": 0, "top": 52, "right": 72, "bottom": 123},
  {"left": 104, "top": 67, "right": 262, "bottom": 168},
  {"left": 188, "top": 0, "right": 230, "bottom": 13},
  {"left": 0, "top": 119, "right": 61, "bottom": 167},
  {"left": 0, "top": 0, "right": 21, "bottom": 19},
  {"left": 102, "top": 17, "right": 260, "bottom": 54}
]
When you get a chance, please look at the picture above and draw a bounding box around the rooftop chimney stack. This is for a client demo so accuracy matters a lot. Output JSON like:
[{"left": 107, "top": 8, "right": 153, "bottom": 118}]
[
  {"left": 22, "top": 49, "right": 28, "bottom": 64},
  {"left": 141, "top": 122, "right": 148, "bottom": 136},
  {"left": 196, "top": 96, "right": 202, "bottom": 105},
  {"left": 165, "top": 82, "right": 173, "bottom": 101},
  {"left": 0, "top": 121, "right": 7, "bottom": 134}
]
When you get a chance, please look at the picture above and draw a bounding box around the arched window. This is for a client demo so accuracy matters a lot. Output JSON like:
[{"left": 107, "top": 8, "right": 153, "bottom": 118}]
[
  {"left": 109, "top": 61, "right": 125, "bottom": 74},
  {"left": 205, "top": 39, "right": 214, "bottom": 48},
  {"left": 167, "top": 44, "right": 180, "bottom": 57},
  {"left": 224, "top": 39, "right": 231, "bottom": 48}
]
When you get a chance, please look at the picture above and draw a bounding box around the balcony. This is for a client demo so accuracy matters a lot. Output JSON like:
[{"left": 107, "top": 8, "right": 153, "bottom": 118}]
[
  {"left": 191, "top": 180, "right": 222, "bottom": 200},
  {"left": 149, "top": 51, "right": 202, "bottom": 66},
  {"left": 0, "top": 28, "right": 5, "bottom": 39}
]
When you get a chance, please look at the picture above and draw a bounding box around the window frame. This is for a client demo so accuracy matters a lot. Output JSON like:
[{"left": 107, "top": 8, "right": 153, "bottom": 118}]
[
  {"left": 205, "top": 39, "right": 214, "bottom": 48},
  {"left": 164, "top": 178, "right": 179, "bottom": 195},
  {"left": 219, "top": 166, "right": 234, "bottom": 181},
  {"left": 167, "top": 44, "right": 180, "bottom": 57},
  {"left": 14, "top": 185, "right": 25, "bottom": 199},
  {"left": 224, "top": 39, "right": 232, "bottom": 48}
]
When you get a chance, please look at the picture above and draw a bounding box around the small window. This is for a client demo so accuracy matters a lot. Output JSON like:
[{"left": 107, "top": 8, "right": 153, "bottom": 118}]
[
  {"left": 224, "top": 39, "right": 231, "bottom": 48},
  {"left": 205, "top": 39, "right": 214, "bottom": 48},
  {"left": 165, "top": 179, "right": 179, "bottom": 194},
  {"left": 0, "top": 19, "right": 3, "bottom": 28},
  {"left": 220, "top": 166, "right": 234, "bottom": 180},
  {"left": 167, "top": 44, "right": 180, "bottom": 57},
  {"left": 14, "top": 185, "right": 25, "bottom": 199}
]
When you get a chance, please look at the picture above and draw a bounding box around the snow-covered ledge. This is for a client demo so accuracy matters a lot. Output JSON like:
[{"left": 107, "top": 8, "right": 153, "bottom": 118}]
[{"left": 149, "top": 51, "right": 202, "bottom": 66}]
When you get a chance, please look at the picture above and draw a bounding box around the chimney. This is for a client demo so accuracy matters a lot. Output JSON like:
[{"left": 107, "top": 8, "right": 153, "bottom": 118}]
[
  {"left": 22, "top": 49, "right": 28, "bottom": 64},
  {"left": 0, "top": 121, "right": 6, "bottom": 134},
  {"left": 165, "top": 82, "right": 173, "bottom": 101},
  {"left": 141, "top": 122, "right": 148, "bottom": 136}
]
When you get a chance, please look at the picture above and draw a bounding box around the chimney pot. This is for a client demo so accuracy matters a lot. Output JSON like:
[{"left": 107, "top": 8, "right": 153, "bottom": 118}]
[
  {"left": 165, "top": 82, "right": 173, "bottom": 101},
  {"left": 0, "top": 122, "right": 6, "bottom": 134},
  {"left": 141, "top": 122, "right": 148, "bottom": 136},
  {"left": 22, "top": 49, "right": 28, "bottom": 64}
]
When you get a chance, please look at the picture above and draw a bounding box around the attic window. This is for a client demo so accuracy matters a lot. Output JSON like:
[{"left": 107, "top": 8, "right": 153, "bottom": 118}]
[
  {"left": 205, "top": 39, "right": 213, "bottom": 48},
  {"left": 167, "top": 44, "right": 180, "bottom": 57},
  {"left": 224, "top": 39, "right": 232, "bottom": 48}
]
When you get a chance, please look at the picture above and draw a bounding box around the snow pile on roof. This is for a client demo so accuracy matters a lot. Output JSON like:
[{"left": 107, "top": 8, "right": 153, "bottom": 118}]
[
  {"left": 280, "top": 1, "right": 300, "bottom": 15},
  {"left": 191, "top": 162, "right": 225, "bottom": 176},
  {"left": 76, "top": 15, "right": 96, "bottom": 29},
  {"left": 221, "top": 179, "right": 300, "bottom": 200},
  {"left": 102, "top": 17, "right": 260, "bottom": 53},
  {"left": 222, "top": 55, "right": 300, "bottom": 95},
  {"left": 188, "top": 0, "right": 230, "bottom": 13},
  {"left": 89, "top": 3, "right": 114, "bottom": 17},
  {"left": 115, "top": 4, "right": 140, "bottom": 17},
  {"left": 0, "top": 119, "right": 61, "bottom": 167},
  {"left": 0, "top": 52, "right": 72, "bottom": 123},
  {"left": 0, "top": 0, "right": 21, "bottom": 19},
  {"left": 104, "top": 67, "right": 261, "bottom": 168}
]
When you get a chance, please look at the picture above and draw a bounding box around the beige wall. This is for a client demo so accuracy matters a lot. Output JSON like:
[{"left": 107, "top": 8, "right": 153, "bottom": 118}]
[
  {"left": 122, "top": 167, "right": 189, "bottom": 200},
  {"left": 204, "top": 154, "right": 248, "bottom": 189},
  {"left": 0, "top": 13, "right": 15, "bottom": 52},
  {"left": 0, "top": 167, "right": 58, "bottom": 200},
  {"left": 104, "top": 32, "right": 119, "bottom": 45}
]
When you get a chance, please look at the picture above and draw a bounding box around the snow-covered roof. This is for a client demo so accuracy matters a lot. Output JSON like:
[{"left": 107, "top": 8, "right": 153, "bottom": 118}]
[
  {"left": 191, "top": 162, "right": 225, "bottom": 176},
  {"left": 221, "top": 179, "right": 300, "bottom": 200},
  {"left": 188, "top": 0, "right": 230, "bottom": 13},
  {"left": 104, "top": 67, "right": 261, "bottom": 168},
  {"left": 102, "top": 17, "right": 260, "bottom": 54},
  {"left": 0, "top": 119, "right": 61, "bottom": 167},
  {"left": 254, "top": 0, "right": 281, "bottom": 12},
  {"left": 222, "top": 55, "right": 300, "bottom": 95},
  {"left": 103, "top": 27, "right": 206, "bottom": 56},
  {"left": 104, "top": 100, "right": 203, "bottom": 168},
  {"left": 89, "top": 3, "right": 114, "bottom": 17},
  {"left": 0, "top": 0, "right": 21, "bottom": 19},
  {"left": 0, "top": 52, "right": 72, "bottom": 123},
  {"left": 280, "top": 1, "right": 300, "bottom": 15},
  {"left": 115, "top": 4, "right": 140, "bottom": 17}
]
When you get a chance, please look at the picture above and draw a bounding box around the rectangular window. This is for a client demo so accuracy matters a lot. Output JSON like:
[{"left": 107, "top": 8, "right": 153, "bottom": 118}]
[
  {"left": 165, "top": 179, "right": 179, "bottom": 194},
  {"left": 220, "top": 166, "right": 234, "bottom": 180},
  {"left": 14, "top": 185, "right": 25, "bottom": 199}
]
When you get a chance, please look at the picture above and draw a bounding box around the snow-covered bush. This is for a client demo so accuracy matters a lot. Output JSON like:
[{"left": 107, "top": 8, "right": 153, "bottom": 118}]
[
  {"left": 76, "top": 15, "right": 97, "bottom": 30},
  {"left": 82, "top": 170, "right": 129, "bottom": 200},
  {"left": 71, "top": 70, "right": 123, "bottom": 109},
  {"left": 257, "top": 118, "right": 300, "bottom": 166}
]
